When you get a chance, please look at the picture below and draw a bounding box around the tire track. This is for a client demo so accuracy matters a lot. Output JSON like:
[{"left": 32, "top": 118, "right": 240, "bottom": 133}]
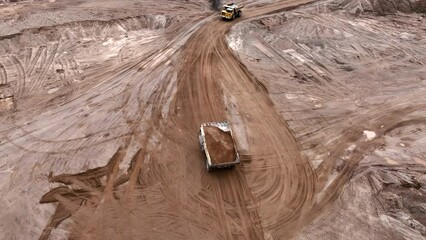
[
  {"left": 0, "top": 61, "right": 7, "bottom": 85},
  {"left": 27, "top": 45, "right": 45, "bottom": 77},
  {"left": 9, "top": 55, "right": 26, "bottom": 97},
  {"left": 36, "top": 1, "right": 319, "bottom": 239},
  {"left": 163, "top": 0, "right": 317, "bottom": 238},
  {"left": 32, "top": 43, "right": 59, "bottom": 93},
  {"left": 36, "top": 18, "right": 208, "bottom": 239}
]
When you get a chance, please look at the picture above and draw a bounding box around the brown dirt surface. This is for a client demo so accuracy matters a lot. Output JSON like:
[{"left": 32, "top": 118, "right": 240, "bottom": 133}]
[
  {"left": 203, "top": 126, "right": 236, "bottom": 164},
  {"left": 0, "top": 0, "right": 425, "bottom": 239},
  {"left": 336, "top": 0, "right": 426, "bottom": 15}
]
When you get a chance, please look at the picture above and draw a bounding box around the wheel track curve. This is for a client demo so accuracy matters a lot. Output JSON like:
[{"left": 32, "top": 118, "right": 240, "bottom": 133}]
[{"left": 35, "top": 1, "right": 321, "bottom": 239}]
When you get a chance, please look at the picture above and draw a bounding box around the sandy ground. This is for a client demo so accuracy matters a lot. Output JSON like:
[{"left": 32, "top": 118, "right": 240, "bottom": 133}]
[
  {"left": 228, "top": 0, "right": 426, "bottom": 238},
  {"left": 0, "top": 0, "right": 425, "bottom": 239}
]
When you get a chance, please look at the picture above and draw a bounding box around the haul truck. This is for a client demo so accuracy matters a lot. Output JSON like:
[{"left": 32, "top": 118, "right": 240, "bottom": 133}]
[
  {"left": 221, "top": 3, "right": 244, "bottom": 20},
  {"left": 199, "top": 122, "right": 240, "bottom": 172}
]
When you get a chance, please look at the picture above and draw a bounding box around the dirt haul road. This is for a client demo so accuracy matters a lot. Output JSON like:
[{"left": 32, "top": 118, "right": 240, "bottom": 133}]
[
  {"left": 0, "top": 0, "right": 318, "bottom": 239},
  {"left": 1, "top": 0, "right": 425, "bottom": 239},
  {"left": 67, "top": 0, "right": 318, "bottom": 238}
]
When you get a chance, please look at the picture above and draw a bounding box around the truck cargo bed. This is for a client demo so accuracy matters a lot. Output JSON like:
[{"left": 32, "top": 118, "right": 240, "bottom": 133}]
[
  {"left": 199, "top": 122, "right": 240, "bottom": 171},
  {"left": 204, "top": 126, "right": 236, "bottom": 164}
]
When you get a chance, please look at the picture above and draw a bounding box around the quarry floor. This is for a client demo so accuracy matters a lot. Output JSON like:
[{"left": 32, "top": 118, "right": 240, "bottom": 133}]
[{"left": 0, "top": 0, "right": 425, "bottom": 239}]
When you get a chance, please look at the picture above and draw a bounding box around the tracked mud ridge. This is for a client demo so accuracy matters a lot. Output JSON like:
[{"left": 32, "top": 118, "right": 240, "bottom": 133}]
[{"left": 39, "top": 147, "right": 144, "bottom": 240}]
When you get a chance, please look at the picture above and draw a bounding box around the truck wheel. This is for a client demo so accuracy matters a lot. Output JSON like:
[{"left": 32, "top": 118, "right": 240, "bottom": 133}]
[
  {"left": 199, "top": 131, "right": 205, "bottom": 152},
  {"left": 238, "top": 11, "right": 242, "bottom": 17},
  {"left": 200, "top": 141, "right": 204, "bottom": 152}
]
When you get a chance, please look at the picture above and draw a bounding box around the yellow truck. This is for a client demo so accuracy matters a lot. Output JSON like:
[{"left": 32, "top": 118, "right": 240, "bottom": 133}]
[{"left": 221, "top": 3, "right": 244, "bottom": 20}]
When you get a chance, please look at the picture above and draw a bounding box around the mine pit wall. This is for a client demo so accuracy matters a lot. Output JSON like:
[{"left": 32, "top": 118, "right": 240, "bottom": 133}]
[
  {"left": 333, "top": 0, "right": 426, "bottom": 15},
  {"left": 2, "top": 0, "right": 27, "bottom": 3}
]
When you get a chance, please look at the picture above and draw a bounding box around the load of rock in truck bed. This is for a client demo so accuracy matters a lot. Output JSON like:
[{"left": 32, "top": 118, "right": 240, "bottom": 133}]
[{"left": 203, "top": 126, "right": 237, "bottom": 164}]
